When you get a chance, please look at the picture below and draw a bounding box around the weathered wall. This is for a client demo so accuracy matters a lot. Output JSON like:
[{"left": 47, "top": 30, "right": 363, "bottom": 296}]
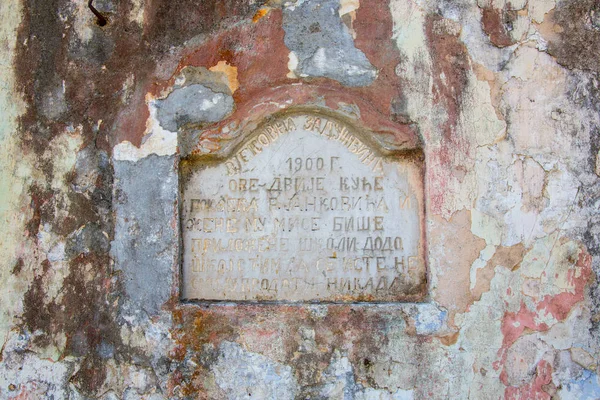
[{"left": 0, "top": 0, "right": 599, "bottom": 398}]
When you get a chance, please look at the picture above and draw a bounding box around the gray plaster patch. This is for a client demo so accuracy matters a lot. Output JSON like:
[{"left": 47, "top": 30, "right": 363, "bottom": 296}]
[
  {"left": 317, "top": 350, "right": 414, "bottom": 399},
  {"left": 155, "top": 84, "right": 234, "bottom": 132},
  {"left": 212, "top": 341, "right": 298, "bottom": 399},
  {"left": 112, "top": 155, "right": 178, "bottom": 318},
  {"left": 283, "top": 0, "right": 377, "bottom": 86}
]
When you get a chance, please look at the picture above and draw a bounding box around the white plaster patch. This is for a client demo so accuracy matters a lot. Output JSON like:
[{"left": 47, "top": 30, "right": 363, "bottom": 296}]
[
  {"left": 212, "top": 341, "right": 298, "bottom": 399},
  {"left": 471, "top": 209, "right": 503, "bottom": 246},
  {"left": 0, "top": 331, "right": 71, "bottom": 398},
  {"left": 389, "top": 0, "right": 433, "bottom": 125},
  {"left": 520, "top": 234, "right": 583, "bottom": 298},
  {"left": 542, "top": 304, "right": 595, "bottom": 352},
  {"left": 390, "top": 0, "right": 428, "bottom": 62},
  {"left": 570, "top": 347, "right": 597, "bottom": 370},
  {"left": 357, "top": 388, "right": 415, "bottom": 400},
  {"left": 339, "top": 0, "right": 359, "bottom": 17},
  {"left": 460, "top": 76, "right": 507, "bottom": 147},
  {"left": 469, "top": 244, "right": 496, "bottom": 290},
  {"left": 528, "top": 0, "right": 556, "bottom": 23},
  {"left": 287, "top": 51, "right": 299, "bottom": 78}
]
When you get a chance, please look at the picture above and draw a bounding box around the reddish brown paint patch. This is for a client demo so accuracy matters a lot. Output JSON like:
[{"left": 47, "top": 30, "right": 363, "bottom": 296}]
[
  {"left": 504, "top": 360, "right": 552, "bottom": 400},
  {"left": 536, "top": 248, "right": 592, "bottom": 321},
  {"left": 177, "top": 10, "right": 289, "bottom": 98},
  {"left": 352, "top": 0, "right": 402, "bottom": 116},
  {"left": 425, "top": 16, "right": 472, "bottom": 214},
  {"left": 500, "top": 303, "right": 548, "bottom": 354},
  {"left": 497, "top": 244, "right": 593, "bottom": 386},
  {"left": 426, "top": 15, "right": 471, "bottom": 150},
  {"left": 481, "top": 6, "right": 517, "bottom": 48},
  {"left": 113, "top": 88, "right": 150, "bottom": 148}
]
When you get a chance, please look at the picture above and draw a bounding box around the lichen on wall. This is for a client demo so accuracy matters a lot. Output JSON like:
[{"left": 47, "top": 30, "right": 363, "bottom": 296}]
[{"left": 0, "top": 0, "right": 599, "bottom": 398}]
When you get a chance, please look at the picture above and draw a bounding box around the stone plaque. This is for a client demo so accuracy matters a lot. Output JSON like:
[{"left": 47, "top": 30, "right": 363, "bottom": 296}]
[{"left": 181, "top": 112, "right": 426, "bottom": 302}]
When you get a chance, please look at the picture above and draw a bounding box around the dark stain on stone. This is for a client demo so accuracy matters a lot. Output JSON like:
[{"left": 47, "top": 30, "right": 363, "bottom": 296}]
[
  {"left": 544, "top": 0, "right": 600, "bottom": 72},
  {"left": 70, "top": 354, "right": 108, "bottom": 395},
  {"left": 145, "top": 0, "right": 260, "bottom": 53},
  {"left": 25, "top": 184, "right": 54, "bottom": 239},
  {"left": 22, "top": 273, "right": 53, "bottom": 347},
  {"left": 65, "top": 223, "right": 110, "bottom": 260},
  {"left": 11, "top": 258, "right": 24, "bottom": 275},
  {"left": 41, "top": 259, "right": 51, "bottom": 274}
]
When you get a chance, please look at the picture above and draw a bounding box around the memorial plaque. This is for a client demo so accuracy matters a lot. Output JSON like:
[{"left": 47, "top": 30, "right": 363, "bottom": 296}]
[{"left": 181, "top": 112, "right": 426, "bottom": 302}]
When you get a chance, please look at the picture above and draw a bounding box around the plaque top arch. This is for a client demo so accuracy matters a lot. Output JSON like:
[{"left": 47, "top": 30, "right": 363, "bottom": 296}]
[{"left": 181, "top": 107, "right": 423, "bottom": 162}]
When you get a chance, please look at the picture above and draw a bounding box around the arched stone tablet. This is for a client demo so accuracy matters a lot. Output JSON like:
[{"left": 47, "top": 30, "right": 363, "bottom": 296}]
[{"left": 181, "top": 111, "right": 426, "bottom": 302}]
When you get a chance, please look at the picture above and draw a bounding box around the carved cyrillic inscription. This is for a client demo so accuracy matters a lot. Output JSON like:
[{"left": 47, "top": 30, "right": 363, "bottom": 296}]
[{"left": 181, "top": 113, "right": 426, "bottom": 302}]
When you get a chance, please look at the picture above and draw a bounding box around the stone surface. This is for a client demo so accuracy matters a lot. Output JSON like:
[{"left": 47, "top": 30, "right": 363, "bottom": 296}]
[
  {"left": 0, "top": 0, "right": 599, "bottom": 398},
  {"left": 282, "top": 0, "right": 377, "bottom": 86},
  {"left": 181, "top": 112, "right": 426, "bottom": 302},
  {"left": 113, "top": 155, "right": 178, "bottom": 318},
  {"left": 156, "top": 84, "right": 234, "bottom": 132}
]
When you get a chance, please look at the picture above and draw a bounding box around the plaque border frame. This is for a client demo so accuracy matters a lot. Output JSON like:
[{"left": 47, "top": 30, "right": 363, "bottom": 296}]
[{"left": 178, "top": 107, "right": 429, "bottom": 304}]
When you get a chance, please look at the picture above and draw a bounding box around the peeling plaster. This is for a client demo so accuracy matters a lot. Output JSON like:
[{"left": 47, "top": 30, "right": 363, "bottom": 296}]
[
  {"left": 113, "top": 100, "right": 177, "bottom": 162},
  {"left": 0, "top": 0, "right": 599, "bottom": 398}
]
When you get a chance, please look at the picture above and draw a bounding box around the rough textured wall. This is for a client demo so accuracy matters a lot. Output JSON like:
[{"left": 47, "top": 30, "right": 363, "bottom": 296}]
[{"left": 0, "top": 0, "right": 599, "bottom": 398}]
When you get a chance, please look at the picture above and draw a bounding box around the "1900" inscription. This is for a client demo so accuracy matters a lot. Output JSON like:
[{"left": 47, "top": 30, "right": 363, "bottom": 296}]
[{"left": 181, "top": 112, "right": 426, "bottom": 302}]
